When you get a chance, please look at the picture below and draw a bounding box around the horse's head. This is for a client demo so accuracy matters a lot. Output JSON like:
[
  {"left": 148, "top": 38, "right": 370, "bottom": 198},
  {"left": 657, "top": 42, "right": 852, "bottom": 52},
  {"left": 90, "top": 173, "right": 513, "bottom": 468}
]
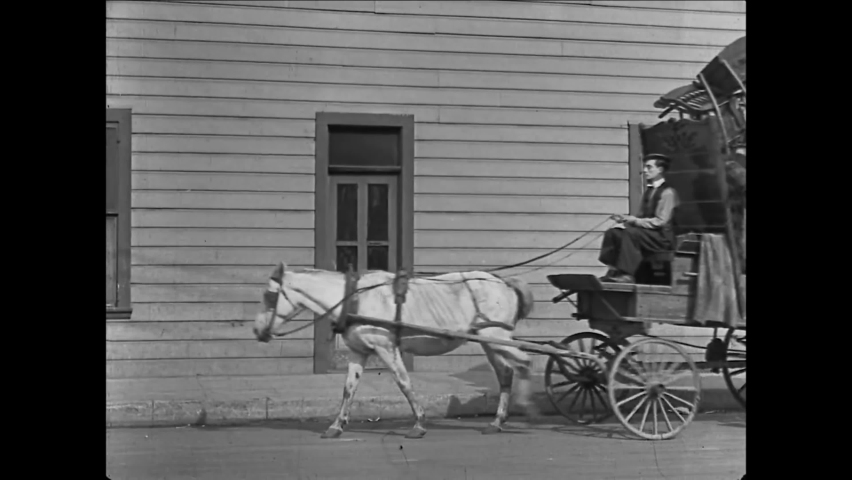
[{"left": 253, "top": 262, "right": 341, "bottom": 343}]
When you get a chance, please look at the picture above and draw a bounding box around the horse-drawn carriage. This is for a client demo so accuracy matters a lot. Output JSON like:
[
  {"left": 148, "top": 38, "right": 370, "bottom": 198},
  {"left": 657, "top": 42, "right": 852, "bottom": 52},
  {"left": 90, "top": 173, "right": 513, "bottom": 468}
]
[
  {"left": 254, "top": 37, "right": 746, "bottom": 441},
  {"left": 542, "top": 36, "right": 746, "bottom": 439}
]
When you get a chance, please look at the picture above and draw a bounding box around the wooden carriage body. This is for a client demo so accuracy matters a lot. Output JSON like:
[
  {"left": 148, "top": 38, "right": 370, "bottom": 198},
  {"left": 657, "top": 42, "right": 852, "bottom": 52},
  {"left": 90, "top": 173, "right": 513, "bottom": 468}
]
[{"left": 550, "top": 231, "right": 745, "bottom": 341}]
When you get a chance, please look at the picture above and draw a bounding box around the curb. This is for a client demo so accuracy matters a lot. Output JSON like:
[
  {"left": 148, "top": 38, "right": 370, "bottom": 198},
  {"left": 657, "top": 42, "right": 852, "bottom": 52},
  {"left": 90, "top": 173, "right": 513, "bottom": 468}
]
[{"left": 106, "top": 387, "right": 742, "bottom": 428}]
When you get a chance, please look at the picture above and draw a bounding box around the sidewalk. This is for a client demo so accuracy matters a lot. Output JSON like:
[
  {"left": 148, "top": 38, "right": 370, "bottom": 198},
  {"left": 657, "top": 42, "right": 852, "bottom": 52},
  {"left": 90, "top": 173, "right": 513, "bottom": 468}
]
[{"left": 107, "top": 370, "right": 743, "bottom": 428}]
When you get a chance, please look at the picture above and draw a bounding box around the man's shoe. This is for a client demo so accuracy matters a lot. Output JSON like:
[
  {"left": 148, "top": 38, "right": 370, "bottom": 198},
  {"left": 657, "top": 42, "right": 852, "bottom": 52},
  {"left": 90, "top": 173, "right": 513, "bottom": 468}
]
[
  {"left": 599, "top": 268, "right": 617, "bottom": 282},
  {"left": 608, "top": 274, "right": 635, "bottom": 284}
]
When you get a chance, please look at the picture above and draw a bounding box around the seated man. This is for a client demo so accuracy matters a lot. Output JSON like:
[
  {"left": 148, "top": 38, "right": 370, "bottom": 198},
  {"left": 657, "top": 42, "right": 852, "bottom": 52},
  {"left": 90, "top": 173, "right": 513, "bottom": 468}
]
[{"left": 599, "top": 153, "right": 679, "bottom": 283}]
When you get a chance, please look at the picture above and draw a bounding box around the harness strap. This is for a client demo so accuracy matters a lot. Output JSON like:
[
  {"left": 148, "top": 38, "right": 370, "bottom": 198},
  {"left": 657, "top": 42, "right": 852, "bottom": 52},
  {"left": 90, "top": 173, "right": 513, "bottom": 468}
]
[
  {"left": 392, "top": 269, "right": 410, "bottom": 347},
  {"left": 333, "top": 267, "right": 360, "bottom": 334},
  {"left": 460, "top": 276, "right": 515, "bottom": 333}
]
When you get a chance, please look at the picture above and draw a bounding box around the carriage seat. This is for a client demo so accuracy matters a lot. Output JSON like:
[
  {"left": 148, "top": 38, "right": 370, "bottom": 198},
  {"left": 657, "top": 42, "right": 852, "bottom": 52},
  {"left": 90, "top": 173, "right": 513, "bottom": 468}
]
[
  {"left": 634, "top": 234, "right": 701, "bottom": 286},
  {"left": 635, "top": 251, "right": 675, "bottom": 285}
]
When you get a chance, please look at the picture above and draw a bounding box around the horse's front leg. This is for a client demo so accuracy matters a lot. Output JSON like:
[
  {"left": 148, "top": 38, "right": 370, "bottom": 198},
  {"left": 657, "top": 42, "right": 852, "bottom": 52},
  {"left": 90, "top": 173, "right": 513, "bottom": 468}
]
[
  {"left": 373, "top": 344, "right": 426, "bottom": 439},
  {"left": 321, "top": 352, "right": 369, "bottom": 439}
]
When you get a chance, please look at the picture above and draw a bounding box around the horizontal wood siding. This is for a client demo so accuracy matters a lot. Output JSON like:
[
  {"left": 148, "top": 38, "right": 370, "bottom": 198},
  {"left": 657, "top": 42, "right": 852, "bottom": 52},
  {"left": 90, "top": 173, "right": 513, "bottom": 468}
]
[{"left": 106, "top": 0, "right": 745, "bottom": 378}]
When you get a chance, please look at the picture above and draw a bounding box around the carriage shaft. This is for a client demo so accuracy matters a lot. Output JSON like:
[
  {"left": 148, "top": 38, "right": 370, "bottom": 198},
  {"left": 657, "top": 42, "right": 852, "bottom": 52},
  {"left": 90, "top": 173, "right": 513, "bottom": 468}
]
[{"left": 346, "top": 314, "right": 601, "bottom": 364}]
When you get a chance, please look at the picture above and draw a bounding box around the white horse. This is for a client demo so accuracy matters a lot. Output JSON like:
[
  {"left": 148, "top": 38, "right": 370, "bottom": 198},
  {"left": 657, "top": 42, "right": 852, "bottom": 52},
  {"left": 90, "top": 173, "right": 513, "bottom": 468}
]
[{"left": 253, "top": 262, "right": 537, "bottom": 439}]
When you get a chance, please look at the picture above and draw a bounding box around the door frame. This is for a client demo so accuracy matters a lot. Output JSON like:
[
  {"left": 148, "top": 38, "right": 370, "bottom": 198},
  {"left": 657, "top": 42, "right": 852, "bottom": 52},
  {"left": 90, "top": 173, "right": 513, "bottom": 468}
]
[
  {"left": 628, "top": 122, "right": 646, "bottom": 216},
  {"left": 107, "top": 108, "right": 133, "bottom": 319},
  {"left": 314, "top": 112, "right": 415, "bottom": 374}
]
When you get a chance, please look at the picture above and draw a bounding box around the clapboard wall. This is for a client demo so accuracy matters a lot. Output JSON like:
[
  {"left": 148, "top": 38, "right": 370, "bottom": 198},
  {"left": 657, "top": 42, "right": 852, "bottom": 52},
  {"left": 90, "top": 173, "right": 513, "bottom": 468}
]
[{"left": 106, "top": 0, "right": 746, "bottom": 378}]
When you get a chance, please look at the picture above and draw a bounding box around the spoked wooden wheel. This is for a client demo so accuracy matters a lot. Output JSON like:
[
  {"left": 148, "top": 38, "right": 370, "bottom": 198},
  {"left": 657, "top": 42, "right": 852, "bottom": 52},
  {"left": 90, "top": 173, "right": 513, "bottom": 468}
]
[
  {"left": 722, "top": 328, "right": 746, "bottom": 409},
  {"left": 544, "top": 332, "right": 622, "bottom": 425},
  {"left": 608, "top": 337, "right": 701, "bottom": 440}
]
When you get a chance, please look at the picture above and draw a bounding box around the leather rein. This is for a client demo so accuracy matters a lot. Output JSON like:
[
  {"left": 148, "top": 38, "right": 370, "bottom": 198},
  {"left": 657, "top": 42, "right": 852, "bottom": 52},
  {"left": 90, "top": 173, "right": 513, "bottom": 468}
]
[{"left": 260, "top": 280, "right": 380, "bottom": 339}]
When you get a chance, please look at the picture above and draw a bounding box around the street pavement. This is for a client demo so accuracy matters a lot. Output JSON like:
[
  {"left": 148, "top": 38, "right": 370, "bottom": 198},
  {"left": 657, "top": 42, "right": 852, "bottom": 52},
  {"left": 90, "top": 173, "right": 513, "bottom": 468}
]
[
  {"left": 106, "top": 412, "right": 745, "bottom": 480},
  {"left": 107, "top": 371, "right": 744, "bottom": 428}
]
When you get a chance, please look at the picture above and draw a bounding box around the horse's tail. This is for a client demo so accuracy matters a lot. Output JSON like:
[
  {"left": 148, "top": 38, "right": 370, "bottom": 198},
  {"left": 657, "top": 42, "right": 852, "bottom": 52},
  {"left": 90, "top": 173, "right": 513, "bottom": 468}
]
[{"left": 501, "top": 276, "right": 535, "bottom": 324}]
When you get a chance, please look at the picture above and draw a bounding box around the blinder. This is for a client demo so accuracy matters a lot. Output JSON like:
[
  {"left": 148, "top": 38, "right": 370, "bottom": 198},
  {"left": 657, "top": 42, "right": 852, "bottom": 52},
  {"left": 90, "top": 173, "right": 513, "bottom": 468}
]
[{"left": 260, "top": 282, "right": 306, "bottom": 339}]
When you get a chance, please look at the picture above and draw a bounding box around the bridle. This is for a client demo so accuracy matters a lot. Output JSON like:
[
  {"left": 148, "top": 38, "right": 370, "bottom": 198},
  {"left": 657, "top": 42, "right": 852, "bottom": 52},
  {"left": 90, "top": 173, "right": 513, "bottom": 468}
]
[
  {"left": 260, "top": 283, "right": 308, "bottom": 339},
  {"left": 259, "top": 273, "right": 390, "bottom": 340},
  {"left": 259, "top": 280, "right": 351, "bottom": 339}
]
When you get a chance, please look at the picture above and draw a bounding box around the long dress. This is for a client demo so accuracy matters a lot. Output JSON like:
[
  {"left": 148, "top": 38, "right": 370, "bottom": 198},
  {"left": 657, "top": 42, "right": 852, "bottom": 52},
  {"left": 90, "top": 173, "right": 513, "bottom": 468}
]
[{"left": 725, "top": 159, "right": 746, "bottom": 272}]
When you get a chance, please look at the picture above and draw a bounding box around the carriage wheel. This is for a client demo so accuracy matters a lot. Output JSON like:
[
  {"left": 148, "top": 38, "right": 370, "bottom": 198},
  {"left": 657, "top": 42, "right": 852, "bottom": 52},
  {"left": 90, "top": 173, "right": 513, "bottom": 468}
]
[
  {"left": 544, "top": 332, "right": 622, "bottom": 425},
  {"left": 608, "top": 337, "right": 701, "bottom": 440},
  {"left": 722, "top": 328, "right": 746, "bottom": 409}
]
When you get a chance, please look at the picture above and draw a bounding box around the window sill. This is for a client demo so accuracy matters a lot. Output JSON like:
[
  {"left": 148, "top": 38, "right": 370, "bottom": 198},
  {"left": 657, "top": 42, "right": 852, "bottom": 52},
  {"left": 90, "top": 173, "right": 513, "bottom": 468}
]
[{"left": 106, "top": 307, "right": 133, "bottom": 320}]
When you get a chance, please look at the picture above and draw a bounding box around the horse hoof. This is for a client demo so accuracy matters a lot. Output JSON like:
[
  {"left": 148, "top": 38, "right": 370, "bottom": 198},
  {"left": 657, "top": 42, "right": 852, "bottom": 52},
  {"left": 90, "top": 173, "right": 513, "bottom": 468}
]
[
  {"left": 481, "top": 425, "right": 503, "bottom": 435},
  {"left": 404, "top": 426, "right": 427, "bottom": 439},
  {"left": 320, "top": 428, "right": 343, "bottom": 439}
]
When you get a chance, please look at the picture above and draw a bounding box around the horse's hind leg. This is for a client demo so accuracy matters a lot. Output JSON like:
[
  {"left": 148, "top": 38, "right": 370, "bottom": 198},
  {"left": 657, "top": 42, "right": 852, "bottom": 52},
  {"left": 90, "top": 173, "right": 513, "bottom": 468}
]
[
  {"left": 490, "top": 345, "right": 540, "bottom": 420},
  {"left": 373, "top": 345, "right": 427, "bottom": 439},
  {"left": 321, "top": 351, "right": 369, "bottom": 439},
  {"left": 481, "top": 344, "right": 514, "bottom": 434}
]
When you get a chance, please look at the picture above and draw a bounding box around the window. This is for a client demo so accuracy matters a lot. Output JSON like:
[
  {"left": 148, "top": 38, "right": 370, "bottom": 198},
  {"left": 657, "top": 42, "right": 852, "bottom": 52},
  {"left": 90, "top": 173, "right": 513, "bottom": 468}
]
[
  {"left": 330, "top": 176, "right": 398, "bottom": 273},
  {"left": 107, "top": 109, "right": 132, "bottom": 319},
  {"left": 314, "top": 113, "right": 414, "bottom": 374}
]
